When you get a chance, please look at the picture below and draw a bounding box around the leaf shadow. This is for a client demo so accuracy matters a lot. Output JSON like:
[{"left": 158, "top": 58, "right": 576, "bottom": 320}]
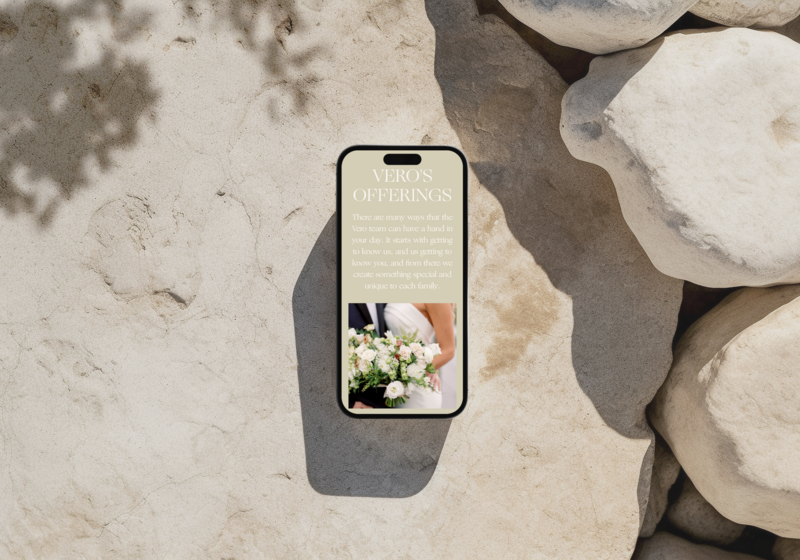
[
  {"left": 178, "top": 0, "right": 325, "bottom": 119},
  {"left": 0, "top": 0, "right": 158, "bottom": 225}
]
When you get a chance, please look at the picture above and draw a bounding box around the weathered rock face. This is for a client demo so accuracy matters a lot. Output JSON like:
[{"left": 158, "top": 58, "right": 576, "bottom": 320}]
[
  {"left": 640, "top": 436, "right": 681, "bottom": 538},
  {"left": 651, "top": 285, "right": 800, "bottom": 538},
  {"left": 498, "top": 0, "right": 696, "bottom": 54},
  {"left": 561, "top": 28, "right": 800, "bottom": 288},
  {"left": 774, "top": 538, "right": 800, "bottom": 560},
  {"left": 635, "top": 532, "right": 762, "bottom": 560},
  {"left": 666, "top": 478, "right": 745, "bottom": 546},
  {"left": 0, "top": 0, "right": 684, "bottom": 557},
  {"left": 773, "top": 12, "right": 800, "bottom": 44},
  {"left": 691, "top": 0, "right": 800, "bottom": 28}
]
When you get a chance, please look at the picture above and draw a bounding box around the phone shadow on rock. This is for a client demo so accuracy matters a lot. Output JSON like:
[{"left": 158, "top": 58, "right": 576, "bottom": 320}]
[{"left": 293, "top": 214, "right": 452, "bottom": 498}]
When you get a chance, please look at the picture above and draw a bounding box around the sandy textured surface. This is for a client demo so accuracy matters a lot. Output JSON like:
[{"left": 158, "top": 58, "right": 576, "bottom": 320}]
[{"left": 0, "top": 0, "right": 681, "bottom": 557}]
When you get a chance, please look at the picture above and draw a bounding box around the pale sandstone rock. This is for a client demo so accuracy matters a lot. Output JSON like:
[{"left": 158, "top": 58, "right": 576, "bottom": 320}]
[
  {"left": 640, "top": 436, "right": 681, "bottom": 537},
  {"left": 0, "top": 0, "right": 682, "bottom": 557},
  {"left": 651, "top": 285, "right": 800, "bottom": 538},
  {"left": 666, "top": 479, "right": 745, "bottom": 545},
  {"left": 498, "top": 0, "right": 697, "bottom": 54},
  {"left": 561, "top": 28, "right": 800, "bottom": 288},
  {"left": 691, "top": 0, "right": 800, "bottom": 28},
  {"left": 635, "top": 532, "right": 762, "bottom": 560},
  {"left": 774, "top": 538, "right": 800, "bottom": 560}
]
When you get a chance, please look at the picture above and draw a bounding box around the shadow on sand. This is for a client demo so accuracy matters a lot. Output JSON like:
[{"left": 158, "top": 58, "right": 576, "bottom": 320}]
[
  {"left": 0, "top": 0, "right": 157, "bottom": 225},
  {"left": 293, "top": 215, "right": 451, "bottom": 498}
]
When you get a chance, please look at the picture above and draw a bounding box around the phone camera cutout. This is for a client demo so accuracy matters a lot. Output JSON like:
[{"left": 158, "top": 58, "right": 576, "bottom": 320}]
[{"left": 383, "top": 153, "right": 421, "bottom": 165}]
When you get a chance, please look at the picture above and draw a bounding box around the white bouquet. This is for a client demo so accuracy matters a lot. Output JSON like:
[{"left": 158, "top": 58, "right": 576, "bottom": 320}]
[{"left": 347, "top": 324, "right": 442, "bottom": 407}]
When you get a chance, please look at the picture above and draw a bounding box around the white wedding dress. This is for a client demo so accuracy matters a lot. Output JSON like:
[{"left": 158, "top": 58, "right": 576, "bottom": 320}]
[{"left": 384, "top": 303, "right": 451, "bottom": 409}]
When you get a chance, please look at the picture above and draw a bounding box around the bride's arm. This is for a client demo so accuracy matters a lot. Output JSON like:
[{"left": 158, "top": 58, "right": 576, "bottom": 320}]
[{"left": 427, "top": 304, "right": 455, "bottom": 369}]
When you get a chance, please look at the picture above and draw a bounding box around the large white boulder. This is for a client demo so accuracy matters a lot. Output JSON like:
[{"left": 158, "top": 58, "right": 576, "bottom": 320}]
[
  {"left": 666, "top": 479, "right": 745, "bottom": 546},
  {"left": 561, "top": 28, "right": 800, "bottom": 288},
  {"left": 498, "top": 0, "right": 697, "bottom": 54},
  {"left": 635, "top": 532, "right": 761, "bottom": 560},
  {"left": 650, "top": 285, "right": 800, "bottom": 538},
  {"left": 691, "top": 0, "right": 800, "bottom": 28}
]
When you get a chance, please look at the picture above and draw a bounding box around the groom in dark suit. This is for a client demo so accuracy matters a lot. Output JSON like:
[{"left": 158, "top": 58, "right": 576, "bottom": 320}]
[{"left": 348, "top": 303, "right": 388, "bottom": 409}]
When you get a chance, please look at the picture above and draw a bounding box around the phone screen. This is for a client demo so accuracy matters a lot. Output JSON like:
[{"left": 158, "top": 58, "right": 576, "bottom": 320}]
[{"left": 337, "top": 146, "right": 468, "bottom": 418}]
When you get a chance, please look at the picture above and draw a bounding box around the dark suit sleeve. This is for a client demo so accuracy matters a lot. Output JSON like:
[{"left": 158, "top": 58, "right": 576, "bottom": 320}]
[
  {"left": 348, "top": 387, "right": 387, "bottom": 409},
  {"left": 348, "top": 304, "right": 367, "bottom": 330},
  {"left": 376, "top": 303, "right": 387, "bottom": 337}
]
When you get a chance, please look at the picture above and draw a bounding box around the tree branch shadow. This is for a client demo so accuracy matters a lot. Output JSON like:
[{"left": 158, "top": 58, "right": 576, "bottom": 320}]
[
  {"left": 0, "top": 0, "right": 158, "bottom": 225},
  {"left": 177, "top": 0, "right": 324, "bottom": 118}
]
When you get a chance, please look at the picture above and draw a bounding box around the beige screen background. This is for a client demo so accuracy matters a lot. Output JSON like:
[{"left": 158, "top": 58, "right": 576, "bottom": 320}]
[{"left": 340, "top": 148, "right": 465, "bottom": 415}]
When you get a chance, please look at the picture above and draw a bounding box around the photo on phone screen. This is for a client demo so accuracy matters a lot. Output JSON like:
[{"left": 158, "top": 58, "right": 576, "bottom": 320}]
[{"left": 337, "top": 146, "right": 468, "bottom": 418}]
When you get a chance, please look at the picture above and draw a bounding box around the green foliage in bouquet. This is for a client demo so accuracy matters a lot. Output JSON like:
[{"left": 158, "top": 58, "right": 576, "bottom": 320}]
[{"left": 347, "top": 324, "right": 442, "bottom": 408}]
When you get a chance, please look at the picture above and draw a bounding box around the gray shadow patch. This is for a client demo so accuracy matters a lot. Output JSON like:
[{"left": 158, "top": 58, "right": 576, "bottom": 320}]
[
  {"left": 0, "top": 0, "right": 158, "bottom": 225},
  {"left": 293, "top": 214, "right": 451, "bottom": 497}
]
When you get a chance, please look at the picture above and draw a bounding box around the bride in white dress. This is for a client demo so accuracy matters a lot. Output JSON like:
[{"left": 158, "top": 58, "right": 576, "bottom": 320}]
[{"left": 383, "top": 303, "right": 456, "bottom": 409}]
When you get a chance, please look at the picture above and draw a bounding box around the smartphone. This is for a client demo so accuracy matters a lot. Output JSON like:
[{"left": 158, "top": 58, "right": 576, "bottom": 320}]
[{"left": 337, "top": 146, "right": 468, "bottom": 418}]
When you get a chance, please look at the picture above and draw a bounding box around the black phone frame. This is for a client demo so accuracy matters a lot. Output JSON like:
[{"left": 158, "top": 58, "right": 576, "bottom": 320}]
[{"left": 336, "top": 145, "right": 469, "bottom": 419}]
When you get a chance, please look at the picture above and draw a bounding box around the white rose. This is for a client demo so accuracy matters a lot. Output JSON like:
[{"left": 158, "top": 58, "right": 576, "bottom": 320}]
[
  {"left": 355, "top": 343, "right": 367, "bottom": 356},
  {"left": 384, "top": 381, "right": 405, "bottom": 399},
  {"left": 355, "top": 334, "right": 365, "bottom": 344},
  {"left": 378, "top": 360, "right": 390, "bottom": 373},
  {"left": 428, "top": 343, "right": 441, "bottom": 356},
  {"left": 409, "top": 342, "right": 422, "bottom": 354},
  {"left": 358, "top": 359, "right": 371, "bottom": 372},
  {"left": 360, "top": 349, "right": 377, "bottom": 363},
  {"left": 348, "top": 328, "right": 357, "bottom": 338},
  {"left": 406, "top": 363, "right": 425, "bottom": 380},
  {"left": 397, "top": 345, "right": 412, "bottom": 361},
  {"left": 423, "top": 348, "right": 434, "bottom": 363},
  {"left": 365, "top": 324, "right": 374, "bottom": 331}
]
